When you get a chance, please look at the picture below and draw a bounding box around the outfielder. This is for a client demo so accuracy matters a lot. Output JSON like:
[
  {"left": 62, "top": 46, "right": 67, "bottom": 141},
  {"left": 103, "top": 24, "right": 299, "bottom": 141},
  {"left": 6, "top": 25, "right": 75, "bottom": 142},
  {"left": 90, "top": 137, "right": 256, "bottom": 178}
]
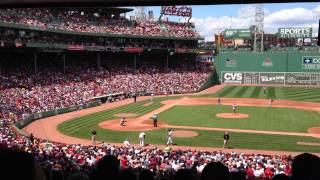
[
  {"left": 139, "top": 132, "right": 146, "bottom": 147},
  {"left": 166, "top": 129, "right": 173, "bottom": 145}
]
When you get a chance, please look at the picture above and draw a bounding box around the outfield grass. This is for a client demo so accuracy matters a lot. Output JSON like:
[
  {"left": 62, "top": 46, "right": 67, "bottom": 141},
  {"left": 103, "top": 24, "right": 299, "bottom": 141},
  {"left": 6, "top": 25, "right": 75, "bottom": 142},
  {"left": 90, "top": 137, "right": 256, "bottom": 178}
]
[
  {"left": 198, "top": 86, "right": 320, "bottom": 102},
  {"left": 158, "top": 105, "right": 320, "bottom": 133}
]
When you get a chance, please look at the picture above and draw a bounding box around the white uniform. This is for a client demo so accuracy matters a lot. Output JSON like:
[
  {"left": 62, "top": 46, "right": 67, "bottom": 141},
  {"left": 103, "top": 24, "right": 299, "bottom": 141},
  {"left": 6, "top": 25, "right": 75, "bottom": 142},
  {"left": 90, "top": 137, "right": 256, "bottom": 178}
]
[
  {"left": 151, "top": 93, "right": 154, "bottom": 102},
  {"left": 139, "top": 132, "right": 146, "bottom": 147},
  {"left": 232, "top": 104, "right": 237, "bottom": 113},
  {"left": 123, "top": 140, "right": 131, "bottom": 148},
  {"left": 167, "top": 130, "right": 173, "bottom": 145}
]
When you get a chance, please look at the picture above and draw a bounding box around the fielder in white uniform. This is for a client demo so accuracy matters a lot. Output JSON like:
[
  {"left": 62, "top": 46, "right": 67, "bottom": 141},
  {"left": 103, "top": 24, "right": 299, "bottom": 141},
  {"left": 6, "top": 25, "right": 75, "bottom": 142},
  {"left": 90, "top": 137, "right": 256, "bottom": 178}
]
[
  {"left": 139, "top": 132, "right": 146, "bottom": 147},
  {"left": 167, "top": 129, "right": 173, "bottom": 145},
  {"left": 232, "top": 103, "right": 237, "bottom": 114}
]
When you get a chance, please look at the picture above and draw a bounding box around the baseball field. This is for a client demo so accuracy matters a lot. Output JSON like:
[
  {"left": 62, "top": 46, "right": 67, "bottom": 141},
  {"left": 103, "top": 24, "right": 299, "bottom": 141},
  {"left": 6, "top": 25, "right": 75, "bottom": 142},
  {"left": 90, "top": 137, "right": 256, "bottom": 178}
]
[{"left": 24, "top": 85, "right": 320, "bottom": 154}]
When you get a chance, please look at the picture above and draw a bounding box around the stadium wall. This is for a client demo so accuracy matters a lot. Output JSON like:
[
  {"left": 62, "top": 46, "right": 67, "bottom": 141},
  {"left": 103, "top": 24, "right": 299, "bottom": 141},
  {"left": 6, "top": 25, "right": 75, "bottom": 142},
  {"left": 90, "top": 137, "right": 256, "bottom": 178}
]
[{"left": 216, "top": 52, "right": 320, "bottom": 86}]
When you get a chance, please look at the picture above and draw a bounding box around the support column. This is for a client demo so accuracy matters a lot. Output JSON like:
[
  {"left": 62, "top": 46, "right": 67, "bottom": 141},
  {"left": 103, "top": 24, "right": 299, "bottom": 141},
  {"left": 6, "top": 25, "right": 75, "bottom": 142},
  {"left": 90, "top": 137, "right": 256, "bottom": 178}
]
[
  {"left": 97, "top": 53, "right": 101, "bottom": 69},
  {"left": 34, "top": 51, "right": 37, "bottom": 74},
  {"left": 63, "top": 53, "right": 66, "bottom": 74},
  {"left": 134, "top": 54, "right": 137, "bottom": 70},
  {"left": 166, "top": 54, "right": 169, "bottom": 69}
]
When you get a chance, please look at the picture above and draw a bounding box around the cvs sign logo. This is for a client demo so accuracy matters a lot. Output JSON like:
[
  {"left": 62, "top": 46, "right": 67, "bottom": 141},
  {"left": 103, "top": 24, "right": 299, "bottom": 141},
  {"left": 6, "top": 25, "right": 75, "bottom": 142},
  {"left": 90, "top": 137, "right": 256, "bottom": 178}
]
[{"left": 223, "top": 73, "right": 243, "bottom": 84}]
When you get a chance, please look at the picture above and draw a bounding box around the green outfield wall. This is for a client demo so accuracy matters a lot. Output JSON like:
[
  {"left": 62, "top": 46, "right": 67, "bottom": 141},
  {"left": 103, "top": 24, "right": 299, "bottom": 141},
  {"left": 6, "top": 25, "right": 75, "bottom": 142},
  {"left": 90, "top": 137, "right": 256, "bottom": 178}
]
[
  {"left": 215, "top": 52, "right": 320, "bottom": 85},
  {"left": 217, "top": 52, "right": 320, "bottom": 74}
]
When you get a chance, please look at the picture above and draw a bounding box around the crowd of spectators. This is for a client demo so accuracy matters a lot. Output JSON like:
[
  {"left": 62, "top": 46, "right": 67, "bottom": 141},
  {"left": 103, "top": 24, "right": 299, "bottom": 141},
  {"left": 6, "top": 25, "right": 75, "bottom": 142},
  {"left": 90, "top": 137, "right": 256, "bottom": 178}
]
[
  {"left": 0, "top": 8, "right": 200, "bottom": 38},
  {"left": 2, "top": 117, "right": 320, "bottom": 180},
  {"left": 0, "top": 57, "right": 209, "bottom": 123}
]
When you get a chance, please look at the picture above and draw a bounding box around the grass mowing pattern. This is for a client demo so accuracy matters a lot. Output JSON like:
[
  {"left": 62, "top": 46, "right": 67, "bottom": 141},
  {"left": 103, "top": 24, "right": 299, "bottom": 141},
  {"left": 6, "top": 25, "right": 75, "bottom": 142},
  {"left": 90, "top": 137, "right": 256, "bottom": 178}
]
[
  {"left": 234, "top": 86, "right": 249, "bottom": 97},
  {"left": 198, "top": 86, "right": 320, "bottom": 102},
  {"left": 267, "top": 87, "right": 276, "bottom": 99},
  {"left": 250, "top": 86, "right": 262, "bottom": 98},
  {"left": 59, "top": 96, "right": 178, "bottom": 134},
  {"left": 58, "top": 96, "right": 320, "bottom": 153},
  {"left": 158, "top": 105, "right": 320, "bottom": 133}
]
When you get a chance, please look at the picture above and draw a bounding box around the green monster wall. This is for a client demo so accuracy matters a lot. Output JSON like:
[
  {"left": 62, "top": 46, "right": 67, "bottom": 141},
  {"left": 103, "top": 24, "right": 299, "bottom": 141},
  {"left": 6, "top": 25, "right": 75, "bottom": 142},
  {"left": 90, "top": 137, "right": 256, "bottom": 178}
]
[{"left": 216, "top": 52, "right": 320, "bottom": 75}]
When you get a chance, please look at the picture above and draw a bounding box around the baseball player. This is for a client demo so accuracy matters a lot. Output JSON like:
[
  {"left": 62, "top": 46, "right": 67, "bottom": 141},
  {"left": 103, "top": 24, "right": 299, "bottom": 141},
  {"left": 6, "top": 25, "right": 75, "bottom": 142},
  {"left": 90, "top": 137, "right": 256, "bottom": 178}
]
[
  {"left": 152, "top": 114, "right": 158, "bottom": 127},
  {"left": 150, "top": 93, "right": 154, "bottom": 102},
  {"left": 223, "top": 132, "right": 230, "bottom": 149},
  {"left": 217, "top": 97, "right": 221, "bottom": 105},
  {"left": 139, "top": 132, "right": 146, "bottom": 147},
  {"left": 166, "top": 129, "right": 173, "bottom": 145},
  {"left": 268, "top": 98, "right": 273, "bottom": 107},
  {"left": 123, "top": 139, "right": 131, "bottom": 148},
  {"left": 263, "top": 86, "right": 267, "bottom": 94},
  {"left": 91, "top": 129, "right": 97, "bottom": 146},
  {"left": 232, "top": 103, "right": 237, "bottom": 114},
  {"left": 120, "top": 117, "right": 126, "bottom": 126}
]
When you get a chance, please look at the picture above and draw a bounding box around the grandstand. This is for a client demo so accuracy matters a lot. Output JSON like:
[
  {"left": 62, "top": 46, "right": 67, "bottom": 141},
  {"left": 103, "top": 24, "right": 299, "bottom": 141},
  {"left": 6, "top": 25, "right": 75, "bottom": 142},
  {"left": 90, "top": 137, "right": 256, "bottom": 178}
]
[{"left": 0, "top": 5, "right": 320, "bottom": 180}]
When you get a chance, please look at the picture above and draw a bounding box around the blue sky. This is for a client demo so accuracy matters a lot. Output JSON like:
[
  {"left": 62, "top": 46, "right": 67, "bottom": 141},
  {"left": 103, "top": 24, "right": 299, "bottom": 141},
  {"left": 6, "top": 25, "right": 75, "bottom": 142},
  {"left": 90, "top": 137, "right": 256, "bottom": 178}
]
[{"left": 126, "top": 3, "right": 320, "bottom": 40}]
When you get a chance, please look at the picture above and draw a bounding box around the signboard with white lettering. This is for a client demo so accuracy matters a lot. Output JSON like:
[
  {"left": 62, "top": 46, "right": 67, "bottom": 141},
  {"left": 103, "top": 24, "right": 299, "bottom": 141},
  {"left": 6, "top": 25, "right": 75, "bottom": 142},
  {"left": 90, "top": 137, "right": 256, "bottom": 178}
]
[
  {"left": 302, "top": 56, "right": 320, "bottom": 70},
  {"left": 224, "top": 29, "right": 252, "bottom": 39},
  {"left": 221, "top": 71, "right": 320, "bottom": 86},
  {"left": 278, "top": 28, "right": 312, "bottom": 38},
  {"left": 260, "top": 73, "right": 285, "bottom": 85},
  {"left": 222, "top": 72, "right": 244, "bottom": 84}
]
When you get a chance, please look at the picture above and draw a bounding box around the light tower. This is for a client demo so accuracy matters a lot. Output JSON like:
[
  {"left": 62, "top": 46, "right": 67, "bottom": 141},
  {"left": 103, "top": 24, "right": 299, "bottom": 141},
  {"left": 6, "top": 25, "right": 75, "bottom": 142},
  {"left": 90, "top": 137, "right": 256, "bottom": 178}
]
[
  {"left": 135, "top": 7, "right": 146, "bottom": 21},
  {"left": 254, "top": 4, "right": 264, "bottom": 52}
]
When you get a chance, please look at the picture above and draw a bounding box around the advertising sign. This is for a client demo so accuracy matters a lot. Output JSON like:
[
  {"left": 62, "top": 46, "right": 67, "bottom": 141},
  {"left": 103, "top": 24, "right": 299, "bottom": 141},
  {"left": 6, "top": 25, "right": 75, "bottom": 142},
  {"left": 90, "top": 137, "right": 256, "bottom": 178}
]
[
  {"left": 222, "top": 72, "right": 243, "bottom": 84},
  {"left": 260, "top": 73, "right": 285, "bottom": 85},
  {"left": 278, "top": 28, "right": 312, "bottom": 38},
  {"left": 302, "top": 56, "right": 320, "bottom": 70},
  {"left": 224, "top": 29, "right": 251, "bottom": 39}
]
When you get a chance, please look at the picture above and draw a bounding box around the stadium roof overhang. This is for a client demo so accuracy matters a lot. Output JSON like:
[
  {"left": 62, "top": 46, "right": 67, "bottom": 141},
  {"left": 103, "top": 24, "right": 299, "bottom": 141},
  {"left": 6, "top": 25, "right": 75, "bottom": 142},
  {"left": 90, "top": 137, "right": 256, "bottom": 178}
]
[{"left": 0, "top": 0, "right": 319, "bottom": 8}]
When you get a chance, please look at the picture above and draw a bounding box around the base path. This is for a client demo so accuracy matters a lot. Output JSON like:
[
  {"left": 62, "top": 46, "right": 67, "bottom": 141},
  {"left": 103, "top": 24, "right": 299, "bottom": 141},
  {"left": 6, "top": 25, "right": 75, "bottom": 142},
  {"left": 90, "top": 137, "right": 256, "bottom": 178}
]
[{"left": 24, "top": 91, "right": 320, "bottom": 156}]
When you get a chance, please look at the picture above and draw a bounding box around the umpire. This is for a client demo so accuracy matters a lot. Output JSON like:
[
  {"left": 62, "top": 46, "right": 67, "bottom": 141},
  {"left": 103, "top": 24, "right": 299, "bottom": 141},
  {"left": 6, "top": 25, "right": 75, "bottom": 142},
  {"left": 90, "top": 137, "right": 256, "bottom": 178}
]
[
  {"left": 223, "top": 132, "right": 230, "bottom": 149},
  {"left": 152, "top": 114, "right": 158, "bottom": 127}
]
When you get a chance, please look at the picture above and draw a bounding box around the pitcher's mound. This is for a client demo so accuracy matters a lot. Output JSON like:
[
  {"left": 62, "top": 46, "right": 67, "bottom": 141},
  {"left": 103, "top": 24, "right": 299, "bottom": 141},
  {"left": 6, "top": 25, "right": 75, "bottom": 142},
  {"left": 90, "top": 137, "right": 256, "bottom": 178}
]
[
  {"left": 173, "top": 130, "right": 198, "bottom": 138},
  {"left": 216, "top": 113, "right": 249, "bottom": 119},
  {"left": 114, "top": 113, "right": 138, "bottom": 118}
]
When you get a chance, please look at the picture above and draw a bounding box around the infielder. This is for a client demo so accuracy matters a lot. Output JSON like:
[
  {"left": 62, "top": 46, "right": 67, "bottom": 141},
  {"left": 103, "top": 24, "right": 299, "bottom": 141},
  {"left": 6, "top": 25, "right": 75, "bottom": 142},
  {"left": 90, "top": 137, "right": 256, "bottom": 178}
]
[
  {"left": 166, "top": 129, "right": 173, "bottom": 145},
  {"left": 217, "top": 97, "right": 221, "bottom": 105},
  {"left": 268, "top": 98, "right": 273, "bottom": 107},
  {"left": 232, "top": 103, "right": 237, "bottom": 114},
  {"left": 152, "top": 114, "right": 158, "bottom": 127}
]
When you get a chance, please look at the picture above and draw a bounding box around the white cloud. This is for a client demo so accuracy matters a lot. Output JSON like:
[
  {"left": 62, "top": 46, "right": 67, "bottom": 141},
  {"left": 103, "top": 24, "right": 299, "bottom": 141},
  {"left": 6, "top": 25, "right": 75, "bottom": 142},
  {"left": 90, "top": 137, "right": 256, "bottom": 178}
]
[{"left": 192, "top": 5, "right": 320, "bottom": 41}]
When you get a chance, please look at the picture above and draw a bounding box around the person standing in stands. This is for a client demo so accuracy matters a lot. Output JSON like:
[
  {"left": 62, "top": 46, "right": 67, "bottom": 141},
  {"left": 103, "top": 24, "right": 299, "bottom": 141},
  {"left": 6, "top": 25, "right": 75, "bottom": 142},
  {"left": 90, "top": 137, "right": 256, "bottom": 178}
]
[
  {"left": 223, "top": 132, "right": 230, "bottom": 149},
  {"left": 91, "top": 129, "right": 97, "bottom": 146}
]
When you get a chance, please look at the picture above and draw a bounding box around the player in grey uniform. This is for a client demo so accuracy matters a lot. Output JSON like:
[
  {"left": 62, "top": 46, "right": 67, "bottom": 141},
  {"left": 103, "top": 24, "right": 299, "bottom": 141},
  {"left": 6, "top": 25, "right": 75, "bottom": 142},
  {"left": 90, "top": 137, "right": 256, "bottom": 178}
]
[{"left": 166, "top": 129, "right": 173, "bottom": 145}]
